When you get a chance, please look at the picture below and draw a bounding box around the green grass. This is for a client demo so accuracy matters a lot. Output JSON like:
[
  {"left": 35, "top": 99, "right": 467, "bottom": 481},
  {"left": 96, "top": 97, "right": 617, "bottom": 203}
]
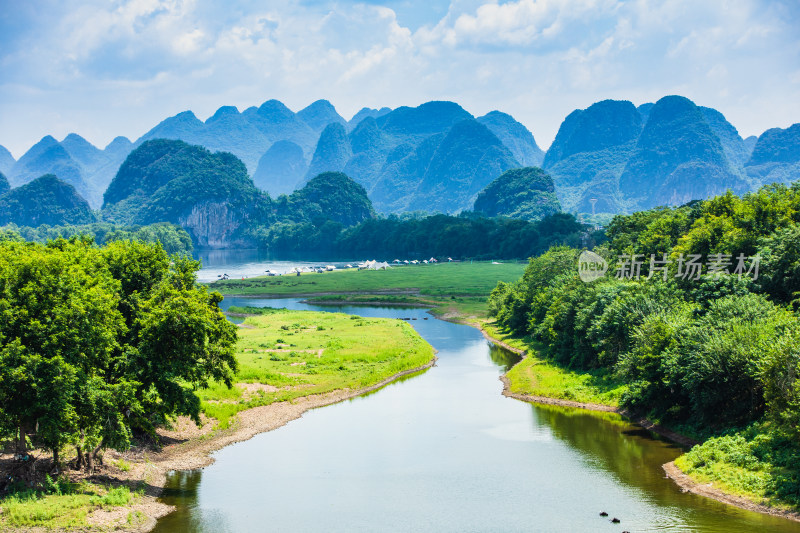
[
  {"left": 675, "top": 425, "right": 800, "bottom": 510},
  {"left": 211, "top": 262, "right": 526, "bottom": 298},
  {"left": 301, "top": 293, "right": 493, "bottom": 321},
  {"left": 0, "top": 482, "right": 136, "bottom": 530},
  {"left": 199, "top": 307, "right": 436, "bottom": 428},
  {"left": 483, "top": 321, "right": 627, "bottom": 407}
]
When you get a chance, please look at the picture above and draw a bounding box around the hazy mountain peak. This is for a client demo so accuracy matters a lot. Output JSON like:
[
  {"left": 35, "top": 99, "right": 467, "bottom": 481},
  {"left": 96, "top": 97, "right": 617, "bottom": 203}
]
[
  {"left": 0, "top": 145, "right": 15, "bottom": 175},
  {"left": 257, "top": 99, "right": 295, "bottom": 121},
  {"left": 305, "top": 122, "right": 352, "bottom": 180},
  {"left": 174, "top": 110, "right": 201, "bottom": 122},
  {"left": 60, "top": 133, "right": 103, "bottom": 167},
  {"left": 349, "top": 116, "right": 385, "bottom": 154},
  {"left": 377, "top": 101, "right": 473, "bottom": 137},
  {"left": 698, "top": 105, "right": 749, "bottom": 166},
  {"left": 62, "top": 132, "right": 90, "bottom": 144},
  {"left": 297, "top": 100, "right": 346, "bottom": 132},
  {"left": 747, "top": 123, "right": 800, "bottom": 166},
  {"left": 253, "top": 140, "right": 307, "bottom": 197},
  {"left": 207, "top": 105, "right": 240, "bottom": 123},
  {"left": 105, "top": 136, "right": 132, "bottom": 151},
  {"left": 544, "top": 99, "right": 642, "bottom": 168},
  {"left": 477, "top": 110, "right": 544, "bottom": 166},
  {"left": 349, "top": 107, "right": 392, "bottom": 128},
  {"left": 619, "top": 94, "right": 745, "bottom": 210}
]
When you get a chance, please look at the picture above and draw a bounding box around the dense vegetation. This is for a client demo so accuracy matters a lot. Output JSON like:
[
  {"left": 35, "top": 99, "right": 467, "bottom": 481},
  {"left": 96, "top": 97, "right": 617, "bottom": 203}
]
[
  {"left": 0, "top": 174, "right": 96, "bottom": 227},
  {"left": 489, "top": 182, "right": 800, "bottom": 507},
  {"left": 0, "top": 238, "right": 236, "bottom": 475},
  {"left": 0, "top": 222, "right": 193, "bottom": 255},
  {"left": 252, "top": 211, "right": 590, "bottom": 259},
  {"left": 276, "top": 171, "right": 375, "bottom": 227},
  {"left": 473, "top": 167, "right": 561, "bottom": 221}
]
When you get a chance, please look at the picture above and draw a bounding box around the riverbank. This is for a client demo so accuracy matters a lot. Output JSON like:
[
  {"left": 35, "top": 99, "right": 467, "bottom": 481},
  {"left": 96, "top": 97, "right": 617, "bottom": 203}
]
[
  {"left": 0, "top": 308, "right": 436, "bottom": 532},
  {"left": 477, "top": 321, "right": 800, "bottom": 523}
]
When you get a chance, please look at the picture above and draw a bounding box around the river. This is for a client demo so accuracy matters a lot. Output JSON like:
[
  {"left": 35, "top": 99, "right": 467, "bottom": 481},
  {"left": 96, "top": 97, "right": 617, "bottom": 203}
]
[{"left": 151, "top": 297, "right": 800, "bottom": 532}]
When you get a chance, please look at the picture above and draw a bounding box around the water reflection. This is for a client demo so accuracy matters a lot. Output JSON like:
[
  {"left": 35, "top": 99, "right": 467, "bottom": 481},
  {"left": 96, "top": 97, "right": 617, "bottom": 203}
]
[{"left": 487, "top": 342, "right": 522, "bottom": 371}]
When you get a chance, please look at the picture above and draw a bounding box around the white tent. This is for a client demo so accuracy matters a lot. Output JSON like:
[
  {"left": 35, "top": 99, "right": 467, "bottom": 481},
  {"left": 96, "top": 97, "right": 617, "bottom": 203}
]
[{"left": 368, "top": 261, "right": 391, "bottom": 270}]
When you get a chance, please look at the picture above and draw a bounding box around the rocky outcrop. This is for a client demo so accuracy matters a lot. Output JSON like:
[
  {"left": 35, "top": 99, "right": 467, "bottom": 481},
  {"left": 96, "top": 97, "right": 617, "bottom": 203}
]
[{"left": 178, "top": 201, "right": 252, "bottom": 249}]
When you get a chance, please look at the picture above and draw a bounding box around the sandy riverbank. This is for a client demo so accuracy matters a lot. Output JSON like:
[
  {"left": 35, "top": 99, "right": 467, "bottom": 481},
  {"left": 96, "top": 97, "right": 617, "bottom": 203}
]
[{"left": 26, "top": 354, "right": 437, "bottom": 533}]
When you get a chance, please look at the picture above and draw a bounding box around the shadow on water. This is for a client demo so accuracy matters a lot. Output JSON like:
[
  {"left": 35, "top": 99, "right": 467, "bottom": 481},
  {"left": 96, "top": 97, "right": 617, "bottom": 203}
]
[{"left": 487, "top": 342, "right": 522, "bottom": 372}]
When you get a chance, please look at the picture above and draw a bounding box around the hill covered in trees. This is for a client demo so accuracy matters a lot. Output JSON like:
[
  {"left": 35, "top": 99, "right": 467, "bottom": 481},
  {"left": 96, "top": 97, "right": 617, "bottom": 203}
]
[
  {"left": 0, "top": 174, "right": 96, "bottom": 227},
  {"left": 473, "top": 167, "right": 560, "bottom": 220},
  {"left": 102, "top": 140, "right": 376, "bottom": 248},
  {"left": 103, "top": 139, "right": 272, "bottom": 248}
]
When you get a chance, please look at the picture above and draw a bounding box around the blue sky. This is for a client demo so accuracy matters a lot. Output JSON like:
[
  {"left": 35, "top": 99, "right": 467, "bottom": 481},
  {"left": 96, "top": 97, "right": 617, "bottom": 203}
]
[{"left": 1, "top": 0, "right": 798, "bottom": 157}]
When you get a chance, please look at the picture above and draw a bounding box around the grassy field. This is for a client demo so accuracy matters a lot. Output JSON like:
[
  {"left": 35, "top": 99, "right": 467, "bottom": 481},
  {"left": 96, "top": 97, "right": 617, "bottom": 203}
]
[
  {"left": 212, "top": 262, "right": 526, "bottom": 297},
  {"left": 211, "top": 262, "right": 526, "bottom": 319},
  {"left": 483, "top": 321, "right": 627, "bottom": 407},
  {"left": 199, "top": 307, "right": 435, "bottom": 427},
  {"left": 0, "top": 479, "right": 138, "bottom": 530}
]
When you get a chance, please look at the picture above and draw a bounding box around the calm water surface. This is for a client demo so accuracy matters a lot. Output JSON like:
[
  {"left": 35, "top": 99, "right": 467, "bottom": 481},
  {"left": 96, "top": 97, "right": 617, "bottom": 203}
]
[
  {"left": 193, "top": 249, "right": 360, "bottom": 283},
  {"left": 152, "top": 298, "right": 800, "bottom": 532}
]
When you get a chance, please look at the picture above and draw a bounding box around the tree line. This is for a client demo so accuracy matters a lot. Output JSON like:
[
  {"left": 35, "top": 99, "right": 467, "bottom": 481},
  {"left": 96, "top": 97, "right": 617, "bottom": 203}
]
[
  {"left": 250, "top": 212, "right": 598, "bottom": 260},
  {"left": 0, "top": 222, "right": 193, "bottom": 255}
]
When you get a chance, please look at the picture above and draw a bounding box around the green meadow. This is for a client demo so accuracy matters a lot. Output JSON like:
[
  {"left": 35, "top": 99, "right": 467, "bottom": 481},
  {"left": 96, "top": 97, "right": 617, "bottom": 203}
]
[
  {"left": 212, "top": 262, "right": 526, "bottom": 319},
  {"left": 483, "top": 322, "right": 627, "bottom": 407},
  {"left": 199, "top": 307, "right": 435, "bottom": 427},
  {"left": 212, "top": 262, "right": 526, "bottom": 297}
]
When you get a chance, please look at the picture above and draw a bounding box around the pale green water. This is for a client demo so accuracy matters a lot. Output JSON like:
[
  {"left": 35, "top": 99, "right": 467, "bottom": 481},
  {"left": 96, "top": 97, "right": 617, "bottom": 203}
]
[{"left": 151, "top": 298, "right": 800, "bottom": 532}]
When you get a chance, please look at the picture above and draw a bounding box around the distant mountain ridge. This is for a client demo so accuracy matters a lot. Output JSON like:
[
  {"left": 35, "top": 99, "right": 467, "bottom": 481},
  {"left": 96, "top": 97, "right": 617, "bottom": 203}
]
[
  {"left": 5, "top": 95, "right": 799, "bottom": 219},
  {"left": 303, "top": 101, "right": 542, "bottom": 213},
  {"left": 5, "top": 134, "right": 132, "bottom": 209},
  {"left": 543, "top": 95, "right": 796, "bottom": 214}
]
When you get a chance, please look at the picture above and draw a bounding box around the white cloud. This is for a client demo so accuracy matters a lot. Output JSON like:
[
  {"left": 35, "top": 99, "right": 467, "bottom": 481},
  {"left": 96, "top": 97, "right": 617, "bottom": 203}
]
[{"left": 0, "top": 0, "right": 798, "bottom": 157}]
